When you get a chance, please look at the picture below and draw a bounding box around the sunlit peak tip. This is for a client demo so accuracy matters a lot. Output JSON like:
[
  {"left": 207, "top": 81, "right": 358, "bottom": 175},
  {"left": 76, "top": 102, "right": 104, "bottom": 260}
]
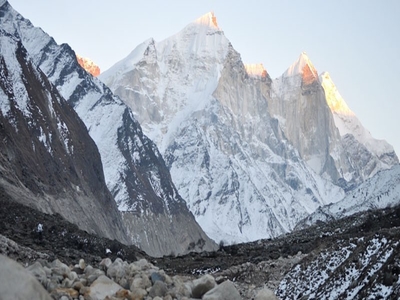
[
  {"left": 195, "top": 11, "right": 220, "bottom": 29},
  {"left": 244, "top": 63, "right": 268, "bottom": 78}
]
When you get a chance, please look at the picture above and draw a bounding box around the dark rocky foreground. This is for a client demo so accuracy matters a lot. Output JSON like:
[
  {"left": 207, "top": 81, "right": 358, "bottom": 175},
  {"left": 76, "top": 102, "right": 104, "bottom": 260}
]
[
  {"left": 1, "top": 192, "right": 400, "bottom": 299},
  {"left": 0, "top": 194, "right": 147, "bottom": 266}
]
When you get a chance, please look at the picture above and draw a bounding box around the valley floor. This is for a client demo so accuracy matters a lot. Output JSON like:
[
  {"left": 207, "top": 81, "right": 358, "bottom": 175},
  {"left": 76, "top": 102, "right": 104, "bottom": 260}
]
[{"left": 1, "top": 193, "right": 400, "bottom": 299}]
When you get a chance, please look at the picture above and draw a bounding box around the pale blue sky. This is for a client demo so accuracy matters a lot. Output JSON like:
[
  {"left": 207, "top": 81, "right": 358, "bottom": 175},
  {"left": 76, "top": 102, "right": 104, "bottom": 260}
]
[{"left": 9, "top": 0, "right": 400, "bottom": 156}]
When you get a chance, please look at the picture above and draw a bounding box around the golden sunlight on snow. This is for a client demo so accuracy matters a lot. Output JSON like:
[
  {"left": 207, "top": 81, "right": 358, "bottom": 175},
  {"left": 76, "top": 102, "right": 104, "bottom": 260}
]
[
  {"left": 195, "top": 12, "right": 220, "bottom": 29},
  {"left": 244, "top": 63, "right": 268, "bottom": 78},
  {"left": 321, "top": 72, "right": 355, "bottom": 116},
  {"left": 302, "top": 63, "right": 318, "bottom": 85},
  {"left": 76, "top": 54, "right": 100, "bottom": 77}
]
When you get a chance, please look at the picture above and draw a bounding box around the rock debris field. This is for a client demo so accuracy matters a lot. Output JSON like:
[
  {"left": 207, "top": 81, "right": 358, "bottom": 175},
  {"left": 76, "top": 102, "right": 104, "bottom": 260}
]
[{"left": 1, "top": 195, "right": 400, "bottom": 299}]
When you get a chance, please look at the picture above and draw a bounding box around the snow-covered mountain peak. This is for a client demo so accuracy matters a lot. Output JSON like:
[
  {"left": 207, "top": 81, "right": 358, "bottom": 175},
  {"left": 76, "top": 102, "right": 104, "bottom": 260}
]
[
  {"left": 244, "top": 63, "right": 268, "bottom": 78},
  {"left": 99, "top": 38, "right": 154, "bottom": 86},
  {"left": 0, "top": 0, "right": 7, "bottom": 8},
  {"left": 284, "top": 52, "right": 318, "bottom": 85},
  {"left": 320, "top": 72, "right": 354, "bottom": 117},
  {"left": 194, "top": 11, "right": 220, "bottom": 30},
  {"left": 157, "top": 11, "right": 228, "bottom": 61}
]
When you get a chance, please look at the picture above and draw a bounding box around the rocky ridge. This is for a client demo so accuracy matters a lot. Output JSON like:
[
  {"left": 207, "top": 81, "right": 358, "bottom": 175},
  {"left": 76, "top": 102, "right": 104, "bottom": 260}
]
[
  {"left": 0, "top": 0, "right": 216, "bottom": 257},
  {"left": 0, "top": 22, "right": 128, "bottom": 243}
]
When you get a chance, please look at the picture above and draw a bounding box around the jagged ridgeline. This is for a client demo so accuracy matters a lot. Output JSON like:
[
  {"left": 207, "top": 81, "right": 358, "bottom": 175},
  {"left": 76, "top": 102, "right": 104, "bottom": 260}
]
[
  {"left": 0, "top": 25, "right": 128, "bottom": 243},
  {"left": 0, "top": 0, "right": 216, "bottom": 257},
  {"left": 99, "top": 12, "right": 398, "bottom": 244}
]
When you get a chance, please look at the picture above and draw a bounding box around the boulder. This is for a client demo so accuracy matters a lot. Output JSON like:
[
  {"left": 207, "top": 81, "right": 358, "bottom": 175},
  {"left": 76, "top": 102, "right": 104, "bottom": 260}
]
[
  {"left": 149, "top": 280, "right": 168, "bottom": 298},
  {"left": 51, "top": 288, "right": 79, "bottom": 299},
  {"left": 191, "top": 274, "right": 216, "bottom": 298},
  {"left": 84, "top": 265, "right": 105, "bottom": 285},
  {"left": 107, "top": 258, "right": 128, "bottom": 279},
  {"left": 255, "top": 288, "right": 279, "bottom": 300},
  {"left": 51, "top": 259, "right": 70, "bottom": 278},
  {"left": 150, "top": 271, "right": 166, "bottom": 283},
  {"left": 202, "top": 280, "right": 241, "bottom": 300},
  {"left": 99, "top": 257, "right": 112, "bottom": 270},
  {"left": 27, "top": 261, "right": 47, "bottom": 284},
  {"left": 0, "top": 255, "right": 52, "bottom": 300},
  {"left": 130, "top": 274, "right": 152, "bottom": 291},
  {"left": 130, "top": 287, "right": 147, "bottom": 299},
  {"left": 86, "top": 275, "right": 123, "bottom": 300},
  {"left": 79, "top": 259, "right": 86, "bottom": 270},
  {"left": 169, "top": 279, "right": 192, "bottom": 298}
]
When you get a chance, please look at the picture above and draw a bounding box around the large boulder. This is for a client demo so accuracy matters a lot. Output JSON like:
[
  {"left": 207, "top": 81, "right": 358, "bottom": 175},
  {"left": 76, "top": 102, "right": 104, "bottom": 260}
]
[
  {"left": 202, "top": 280, "right": 241, "bottom": 300},
  {"left": 191, "top": 274, "right": 216, "bottom": 298},
  {"left": 107, "top": 258, "right": 128, "bottom": 279},
  {"left": 86, "top": 275, "right": 123, "bottom": 300},
  {"left": 149, "top": 280, "right": 168, "bottom": 298},
  {"left": 0, "top": 255, "right": 52, "bottom": 300}
]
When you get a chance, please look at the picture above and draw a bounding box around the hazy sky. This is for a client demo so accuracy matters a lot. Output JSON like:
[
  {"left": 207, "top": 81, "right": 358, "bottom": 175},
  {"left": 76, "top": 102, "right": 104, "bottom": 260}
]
[{"left": 9, "top": 0, "right": 400, "bottom": 156}]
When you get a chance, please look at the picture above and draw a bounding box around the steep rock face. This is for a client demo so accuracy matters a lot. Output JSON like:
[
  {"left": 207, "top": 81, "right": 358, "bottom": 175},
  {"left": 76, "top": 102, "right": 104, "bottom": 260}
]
[
  {"left": 0, "top": 28, "right": 128, "bottom": 243},
  {"left": 269, "top": 53, "right": 353, "bottom": 184},
  {"left": 76, "top": 54, "right": 100, "bottom": 77},
  {"left": 0, "top": 1, "right": 215, "bottom": 257},
  {"left": 268, "top": 54, "right": 398, "bottom": 188},
  {"left": 100, "top": 13, "right": 345, "bottom": 244},
  {"left": 320, "top": 72, "right": 398, "bottom": 181}
]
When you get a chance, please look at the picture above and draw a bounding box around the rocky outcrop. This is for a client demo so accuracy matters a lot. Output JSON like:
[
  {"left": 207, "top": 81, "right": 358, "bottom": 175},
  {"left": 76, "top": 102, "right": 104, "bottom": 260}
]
[
  {"left": 0, "top": 26, "right": 128, "bottom": 243},
  {"left": 269, "top": 52, "right": 353, "bottom": 183},
  {"left": 1, "top": 0, "right": 216, "bottom": 256},
  {"left": 268, "top": 54, "right": 398, "bottom": 188},
  {"left": 76, "top": 54, "right": 100, "bottom": 76}
]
